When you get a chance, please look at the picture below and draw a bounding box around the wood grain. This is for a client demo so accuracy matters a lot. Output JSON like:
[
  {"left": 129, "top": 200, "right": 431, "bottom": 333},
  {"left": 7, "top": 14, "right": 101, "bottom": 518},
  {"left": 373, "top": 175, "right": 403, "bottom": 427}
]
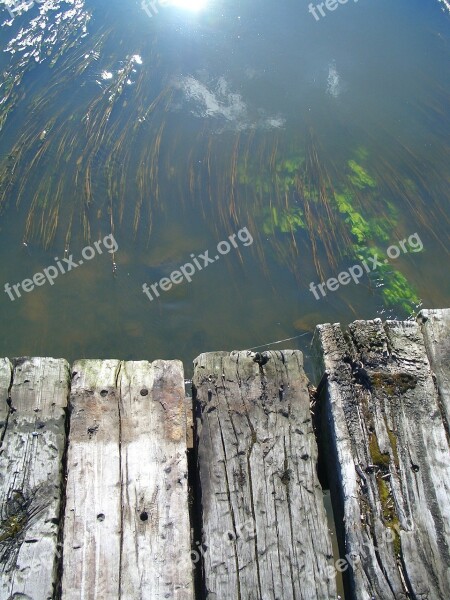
[
  {"left": 61, "top": 359, "right": 193, "bottom": 600},
  {"left": 313, "top": 318, "right": 450, "bottom": 600},
  {"left": 0, "top": 357, "right": 69, "bottom": 600},
  {"left": 419, "top": 308, "right": 450, "bottom": 431},
  {"left": 193, "top": 350, "right": 336, "bottom": 600},
  {"left": 118, "top": 360, "right": 193, "bottom": 600},
  {"left": 61, "top": 359, "right": 122, "bottom": 600},
  {"left": 0, "top": 358, "right": 12, "bottom": 442}
]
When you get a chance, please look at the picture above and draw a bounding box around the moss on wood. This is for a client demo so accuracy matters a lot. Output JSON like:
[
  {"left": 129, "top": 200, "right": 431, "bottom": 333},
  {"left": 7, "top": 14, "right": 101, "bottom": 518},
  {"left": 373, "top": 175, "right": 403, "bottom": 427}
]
[
  {"left": 369, "top": 432, "right": 390, "bottom": 468},
  {"left": 376, "top": 476, "right": 401, "bottom": 556},
  {"left": 370, "top": 372, "right": 417, "bottom": 396},
  {"left": 387, "top": 429, "right": 400, "bottom": 468}
]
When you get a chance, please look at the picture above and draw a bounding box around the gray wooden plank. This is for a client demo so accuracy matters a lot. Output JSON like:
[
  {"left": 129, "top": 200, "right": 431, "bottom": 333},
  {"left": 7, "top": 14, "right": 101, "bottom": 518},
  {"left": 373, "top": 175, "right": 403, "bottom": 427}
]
[
  {"left": 0, "top": 358, "right": 12, "bottom": 443},
  {"left": 419, "top": 308, "right": 450, "bottom": 431},
  {"left": 0, "top": 357, "right": 70, "bottom": 600},
  {"left": 118, "top": 360, "right": 193, "bottom": 600},
  {"left": 193, "top": 350, "right": 336, "bottom": 600},
  {"left": 61, "top": 359, "right": 122, "bottom": 600},
  {"left": 313, "top": 318, "right": 450, "bottom": 600},
  {"left": 62, "top": 358, "right": 194, "bottom": 600}
]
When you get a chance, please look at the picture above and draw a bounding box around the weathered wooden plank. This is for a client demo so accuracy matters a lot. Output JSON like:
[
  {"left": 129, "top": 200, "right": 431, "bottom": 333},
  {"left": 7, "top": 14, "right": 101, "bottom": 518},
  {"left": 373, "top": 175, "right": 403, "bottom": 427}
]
[
  {"left": 0, "top": 357, "right": 70, "bottom": 600},
  {"left": 0, "top": 358, "right": 12, "bottom": 442},
  {"left": 61, "top": 359, "right": 122, "bottom": 600},
  {"left": 118, "top": 360, "right": 193, "bottom": 600},
  {"left": 313, "top": 318, "right": 450, "bottom": 600},
  {"left": 62, "top": 359, "right": 194, "bottom": 600},
  {"left": 193, "top": 350, "right": 336, "bottom": 600},
  {"left": 419, "top": 308, "right": 450, "bottom": 431}
]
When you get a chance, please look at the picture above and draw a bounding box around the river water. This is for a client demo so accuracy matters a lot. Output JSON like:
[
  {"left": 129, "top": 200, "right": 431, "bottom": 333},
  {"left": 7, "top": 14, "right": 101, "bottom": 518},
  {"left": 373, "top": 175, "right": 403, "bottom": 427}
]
[{"left": 0, "top": 0, "right": 449, "bottom": 373}]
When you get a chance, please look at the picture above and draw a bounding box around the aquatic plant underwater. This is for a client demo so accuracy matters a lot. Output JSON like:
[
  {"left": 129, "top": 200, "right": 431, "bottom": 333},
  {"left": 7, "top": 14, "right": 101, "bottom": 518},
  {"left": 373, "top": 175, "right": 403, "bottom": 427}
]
[
  {"left": 0, "top": 1, "right": 448, "bottom": 320},
  {"left": 236, "top": 142, "right": 424, "bottom": 315}
]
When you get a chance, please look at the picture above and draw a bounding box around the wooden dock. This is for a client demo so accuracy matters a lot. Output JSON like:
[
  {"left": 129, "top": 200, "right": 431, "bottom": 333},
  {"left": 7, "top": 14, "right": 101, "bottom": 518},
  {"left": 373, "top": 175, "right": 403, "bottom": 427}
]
[{"left": 0, "top": 309, "right": 449, "bottom": 599}]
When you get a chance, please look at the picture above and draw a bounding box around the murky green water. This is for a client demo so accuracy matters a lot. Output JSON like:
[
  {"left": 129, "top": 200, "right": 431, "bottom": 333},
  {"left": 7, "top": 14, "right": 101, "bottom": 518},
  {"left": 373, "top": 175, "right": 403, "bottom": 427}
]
[{"left": 0, "top": 0, "right": 449, "bottom": 375}]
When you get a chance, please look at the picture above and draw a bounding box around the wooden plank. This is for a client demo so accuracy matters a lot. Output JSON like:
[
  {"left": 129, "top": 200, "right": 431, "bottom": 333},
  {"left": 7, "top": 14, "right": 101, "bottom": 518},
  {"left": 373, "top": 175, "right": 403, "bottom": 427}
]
[
  {"left": 61, "top": 359, "right": 122, "bottom": 600},
  {"left": 419, "top": 308, "right": 450, "bottom": 431},
  {"left": 313, "top": 318, "right": 450, "bottom": 600},
  {"left": 193, "top": 350, "right": 336, "bottom": 600},
  {"left": 0, "top": 357, "right": 70, "bottom": 599},
  {"left": 119, "top": 360, "right": 193, "bottom": 600},
  {"left": 62, "top": 359, "right": 194, "bottom": 600},
  {"left": 0, "top": 358, "right": 12, "bottom": 442}
]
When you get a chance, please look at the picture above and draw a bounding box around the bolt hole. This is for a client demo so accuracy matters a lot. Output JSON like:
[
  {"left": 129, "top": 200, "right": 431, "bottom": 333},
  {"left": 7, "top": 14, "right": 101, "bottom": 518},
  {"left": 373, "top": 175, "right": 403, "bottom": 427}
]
[
  {"left": 411, "top": 464, "right": 420, "bottom": 472},
  {"left": 140, "top": 389, "right": 148, "bottom": 396},
  {"left": 140, "top": 511, "right": 148, "bottom": 521},
  {"left": 100, "top": 390, "right": 108, "bottom": 397},
  {"left": 97, "top": 513, "right": 105, "bottom": 522}
]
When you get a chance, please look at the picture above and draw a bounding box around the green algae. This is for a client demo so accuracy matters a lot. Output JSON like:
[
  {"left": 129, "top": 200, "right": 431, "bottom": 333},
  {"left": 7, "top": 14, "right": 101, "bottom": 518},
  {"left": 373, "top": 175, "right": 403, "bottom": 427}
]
[
  {"left": 237, "top": 144, "right": 422, "bottom": 315},
  {"left": 275, "top": 156, "right": 304, "bottom": 174},
  {"left": 369, "top": 432, "right": 390, "bottom": 468},
  {"left": 353, "top": 146, "right": 370, "bottom": 161},
  {"left": 356, "top": 245, "right": 421, "bottom": 314},
  {"left": 262, "top": 205, "right": 306, "bottom": 234},
  {"left": 379, "top": 269, "right": 421, "bottom": 313},
  {"left": 238, "top": 154, "right": 304, "bottom": 197},
  {"left": 368, "top": 431, "right": 402, "bottom": 556},
  {"left": 347, "top": 160, "right": 377, "bottom": 189},
  {"left": 334, "top": 190, "right": 372, "bottom": 243},
  {"left": 387, "top": 429, "right": 400, "bottom": 468},
  {"left": 376, "top": 476, "right": 401, "bottom": 555}
]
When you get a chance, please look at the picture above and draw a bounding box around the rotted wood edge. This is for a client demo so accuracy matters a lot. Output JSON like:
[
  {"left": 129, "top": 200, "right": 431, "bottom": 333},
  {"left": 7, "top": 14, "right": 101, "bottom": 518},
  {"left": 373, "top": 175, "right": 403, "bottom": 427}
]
[
  {"left": 312, "top": 315, "right": 450, "bottom": 600},
  {"left": 0, "top": 357, "right": 70, "bottom": 600}
]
